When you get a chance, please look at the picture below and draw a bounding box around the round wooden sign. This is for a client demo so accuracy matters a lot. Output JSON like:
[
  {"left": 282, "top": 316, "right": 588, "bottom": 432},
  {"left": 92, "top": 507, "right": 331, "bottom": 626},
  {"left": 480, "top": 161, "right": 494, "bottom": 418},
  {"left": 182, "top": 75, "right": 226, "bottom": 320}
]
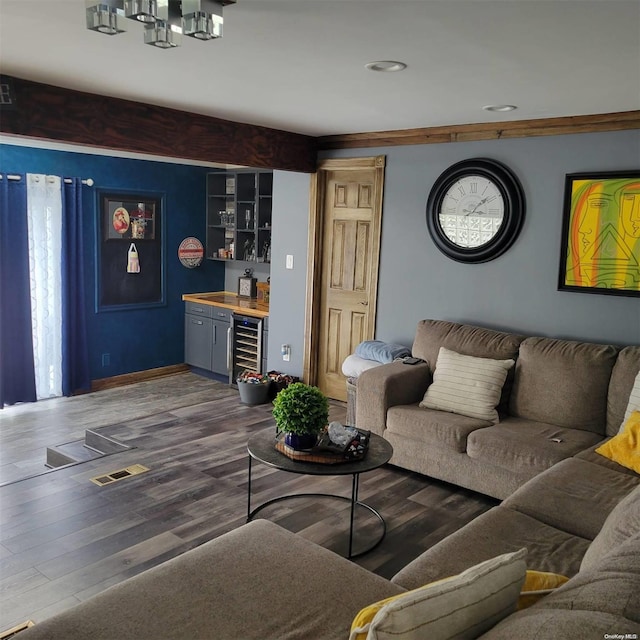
[{"left": 178, "top": 237, "right": 204, "bottom": 268}]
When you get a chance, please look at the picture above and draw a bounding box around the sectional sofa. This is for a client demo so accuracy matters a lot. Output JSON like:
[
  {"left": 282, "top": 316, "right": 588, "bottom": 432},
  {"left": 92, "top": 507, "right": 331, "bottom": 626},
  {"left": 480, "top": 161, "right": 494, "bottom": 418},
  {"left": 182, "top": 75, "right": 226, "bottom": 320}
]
[
  {"left": 16, "top": 320, "right": 640, "bottom": 639},
  {"left": 356, "top": 319, "right": 639, "bottom": 499}
]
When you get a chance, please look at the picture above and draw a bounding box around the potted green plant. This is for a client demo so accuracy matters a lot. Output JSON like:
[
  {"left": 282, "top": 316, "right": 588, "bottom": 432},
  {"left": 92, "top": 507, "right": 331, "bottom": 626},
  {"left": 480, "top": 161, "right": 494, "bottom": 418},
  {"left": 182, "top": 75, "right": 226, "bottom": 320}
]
[{"left": 272, "top": 382, "right": 329, "bottom": 450}]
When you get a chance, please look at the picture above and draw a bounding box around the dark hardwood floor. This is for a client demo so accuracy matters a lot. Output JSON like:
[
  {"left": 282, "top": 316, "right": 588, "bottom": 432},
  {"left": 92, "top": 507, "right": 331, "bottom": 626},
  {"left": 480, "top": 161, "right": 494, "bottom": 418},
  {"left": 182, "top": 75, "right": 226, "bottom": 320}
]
[{"left": 0, "top": 373, "right": 497, "bottom": 631}]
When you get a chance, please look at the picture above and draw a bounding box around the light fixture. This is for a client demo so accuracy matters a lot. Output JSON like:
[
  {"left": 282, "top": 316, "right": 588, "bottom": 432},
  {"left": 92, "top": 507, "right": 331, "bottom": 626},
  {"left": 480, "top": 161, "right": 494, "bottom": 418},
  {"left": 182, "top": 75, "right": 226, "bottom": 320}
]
[
  {"left": 125, "top": 0, "right": 158, "bottom": 23},
  {"left": 86, "top": 1, "right": 126, "bottom": 35},
  {"left": 483, "top": 105, "right": 518, "bottom": 112},
  {"left": 183, "top": 0, "right": 224, "bottom": 40},
  {"left": 365, "top": 61, "right": 407, "bottom": 73},
  {"left": 144, "top": 0, "right": 182, "bottom": 48},
  {"left": 86, "top": 0, "right": 235, "bottom": 48}
]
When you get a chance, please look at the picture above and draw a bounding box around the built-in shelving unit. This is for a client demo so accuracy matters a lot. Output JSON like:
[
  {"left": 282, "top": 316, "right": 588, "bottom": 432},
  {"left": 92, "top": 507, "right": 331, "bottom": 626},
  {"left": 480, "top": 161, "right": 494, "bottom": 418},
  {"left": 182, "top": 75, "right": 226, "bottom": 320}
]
[{"left": 206, "top": 169, "right": 273, "bottom": 264}]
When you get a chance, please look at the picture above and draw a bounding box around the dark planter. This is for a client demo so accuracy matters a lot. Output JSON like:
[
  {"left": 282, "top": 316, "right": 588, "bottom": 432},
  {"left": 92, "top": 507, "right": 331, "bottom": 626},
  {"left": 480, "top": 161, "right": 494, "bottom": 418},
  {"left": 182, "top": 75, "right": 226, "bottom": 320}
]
[
  {"left": 284, "top": 432, "right": 317, "bottom": 451},
  {"left": 237, "top": 381, "right": 270, "bottom": 406}
]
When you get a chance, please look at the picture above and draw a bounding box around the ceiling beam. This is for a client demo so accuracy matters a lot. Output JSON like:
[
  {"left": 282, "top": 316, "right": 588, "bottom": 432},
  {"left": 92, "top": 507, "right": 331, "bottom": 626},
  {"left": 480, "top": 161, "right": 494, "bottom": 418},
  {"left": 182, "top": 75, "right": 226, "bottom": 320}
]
[
  {"left": 0, "top": 76, "right": 317, "bottom": 173},
  {"left": 317, "top": 111, "right": 640, "bottom": 150}
]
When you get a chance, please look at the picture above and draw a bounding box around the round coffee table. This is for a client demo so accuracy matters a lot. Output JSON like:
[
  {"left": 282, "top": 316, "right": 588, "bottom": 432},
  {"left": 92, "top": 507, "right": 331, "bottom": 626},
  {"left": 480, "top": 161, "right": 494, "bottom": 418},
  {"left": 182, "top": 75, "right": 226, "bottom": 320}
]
[{"left": 246, "top": 427, "right": 393, "bottom": 558}]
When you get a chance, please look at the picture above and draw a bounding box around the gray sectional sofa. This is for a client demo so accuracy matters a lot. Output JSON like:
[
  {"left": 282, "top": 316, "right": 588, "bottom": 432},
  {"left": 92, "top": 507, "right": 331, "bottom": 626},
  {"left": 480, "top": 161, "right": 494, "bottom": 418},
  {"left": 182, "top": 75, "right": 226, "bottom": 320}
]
[
  {"left": 356, "top": 319, "right": 639, "bottom": 499},
  {"left": 16, "top": 320, "right": 640, "bottom": 639}
]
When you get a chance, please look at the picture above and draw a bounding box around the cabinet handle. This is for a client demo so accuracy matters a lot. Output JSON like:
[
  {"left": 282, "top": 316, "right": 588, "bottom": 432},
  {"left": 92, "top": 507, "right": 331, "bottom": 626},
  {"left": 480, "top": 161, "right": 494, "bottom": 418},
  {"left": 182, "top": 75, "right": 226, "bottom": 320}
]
[
  {"left": 227, "top": 327, "right": 232, "bottom": 371},
  {"left": 191, "top": 319, "right": 203, "bottom": 325},
  {"left": 359, "top": 301, "right": 369, "bottom": 306}
]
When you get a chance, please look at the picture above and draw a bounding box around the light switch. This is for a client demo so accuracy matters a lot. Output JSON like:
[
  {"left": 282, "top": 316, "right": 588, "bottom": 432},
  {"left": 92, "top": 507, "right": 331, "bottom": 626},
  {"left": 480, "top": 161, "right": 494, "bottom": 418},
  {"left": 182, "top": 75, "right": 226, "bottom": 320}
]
[{"left": 286, "top": 254, "right": 294, "bottom": 269}]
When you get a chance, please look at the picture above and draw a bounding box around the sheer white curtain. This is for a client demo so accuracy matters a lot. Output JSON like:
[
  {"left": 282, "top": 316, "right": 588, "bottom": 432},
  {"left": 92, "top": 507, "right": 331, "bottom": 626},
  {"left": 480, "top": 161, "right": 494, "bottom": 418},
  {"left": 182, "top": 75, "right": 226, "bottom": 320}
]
[{"left": 26, "top": 174, "right": 63, "bottom": 399}]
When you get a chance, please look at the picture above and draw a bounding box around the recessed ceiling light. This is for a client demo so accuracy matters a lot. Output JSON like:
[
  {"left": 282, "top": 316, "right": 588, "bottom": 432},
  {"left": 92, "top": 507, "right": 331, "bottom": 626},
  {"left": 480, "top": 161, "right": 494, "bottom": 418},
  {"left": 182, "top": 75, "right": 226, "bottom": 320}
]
[
  {"left": 365, "top": 60, "right": 407, "bottom": 73},
  {"left": 483, "top": 104, "right": 518, "bottom": 112}
]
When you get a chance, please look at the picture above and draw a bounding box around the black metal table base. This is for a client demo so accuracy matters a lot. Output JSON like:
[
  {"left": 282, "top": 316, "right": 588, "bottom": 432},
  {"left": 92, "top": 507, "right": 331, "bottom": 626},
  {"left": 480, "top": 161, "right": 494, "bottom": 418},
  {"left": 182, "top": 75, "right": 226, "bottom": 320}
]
[{"left": 247, "top": 456, "right": 386, "bottom": 559}]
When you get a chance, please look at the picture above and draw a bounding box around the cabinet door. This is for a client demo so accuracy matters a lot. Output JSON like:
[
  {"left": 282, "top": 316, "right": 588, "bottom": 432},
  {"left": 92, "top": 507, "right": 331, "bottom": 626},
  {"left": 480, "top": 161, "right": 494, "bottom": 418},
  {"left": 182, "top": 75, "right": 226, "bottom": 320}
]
[
  {"left": 185, "top": 315, "right": 213, "bottom": 370},
  {"left": 212, "top": 318, "right": 231, "bottom": 376}
]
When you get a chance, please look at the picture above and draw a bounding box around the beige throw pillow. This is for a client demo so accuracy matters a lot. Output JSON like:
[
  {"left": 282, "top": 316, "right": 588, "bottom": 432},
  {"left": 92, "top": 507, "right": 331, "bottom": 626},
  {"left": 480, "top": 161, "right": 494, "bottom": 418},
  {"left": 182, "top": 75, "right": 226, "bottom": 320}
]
[
  {"left": 420, "top": 347, "right": 515, "bottom": 423},
  {"left": 620, "top": 371, "right": 640, "bottom": 433},
  {"left": 350, "top": 548, "right": 527, "bottom": 640}
]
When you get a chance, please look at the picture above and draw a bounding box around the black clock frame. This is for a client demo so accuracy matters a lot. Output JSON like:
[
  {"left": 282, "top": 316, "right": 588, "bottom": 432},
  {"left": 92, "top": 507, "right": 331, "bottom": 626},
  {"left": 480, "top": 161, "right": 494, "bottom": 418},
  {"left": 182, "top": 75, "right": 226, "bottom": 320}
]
[{"left": 426, "top": 158, "right": 525, "bottom": 263}]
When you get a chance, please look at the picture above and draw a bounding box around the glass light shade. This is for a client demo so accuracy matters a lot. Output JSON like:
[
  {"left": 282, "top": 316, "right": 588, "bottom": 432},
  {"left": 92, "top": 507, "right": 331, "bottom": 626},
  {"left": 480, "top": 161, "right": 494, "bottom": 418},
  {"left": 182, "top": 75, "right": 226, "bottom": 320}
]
[
  {"left": 183, "top": 11, "right": 223, "bottom": 40},
  {"left": 86, "top": 4, "right": 125, "bottom": 34},
  {"left": 125, "top": 0, "right": 157, "bottom": 23},
  {"left": 144, "top": 20, "right": 182, "bottom": 48}
]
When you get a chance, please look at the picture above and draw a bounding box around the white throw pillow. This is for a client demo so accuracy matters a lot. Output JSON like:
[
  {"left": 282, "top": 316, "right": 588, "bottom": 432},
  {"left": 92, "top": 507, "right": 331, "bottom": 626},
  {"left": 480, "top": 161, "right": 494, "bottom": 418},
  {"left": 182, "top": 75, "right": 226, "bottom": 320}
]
[
  {"left": 420, "top": 347, "right": 515, "bottom": 423},
  {"left": 350, "top": 548, "right": 527, "bottom": 640},
  {"left": 620, "top": 371, "right": 640, "bottom": 433}
]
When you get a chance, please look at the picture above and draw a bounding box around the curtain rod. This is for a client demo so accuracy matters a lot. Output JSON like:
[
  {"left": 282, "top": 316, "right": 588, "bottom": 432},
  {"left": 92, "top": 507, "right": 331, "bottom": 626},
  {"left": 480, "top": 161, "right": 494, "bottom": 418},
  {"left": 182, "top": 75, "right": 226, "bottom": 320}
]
[{"left": 0, "top": 174, "right": 94, "bottom": 186}]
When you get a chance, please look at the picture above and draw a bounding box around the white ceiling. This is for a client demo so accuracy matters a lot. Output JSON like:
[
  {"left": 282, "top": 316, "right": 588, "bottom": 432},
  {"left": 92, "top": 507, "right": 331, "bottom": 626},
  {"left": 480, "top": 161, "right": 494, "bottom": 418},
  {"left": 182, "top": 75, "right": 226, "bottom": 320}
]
[{"left": 0, "top": 0, "right": 639, "bottom": 137}]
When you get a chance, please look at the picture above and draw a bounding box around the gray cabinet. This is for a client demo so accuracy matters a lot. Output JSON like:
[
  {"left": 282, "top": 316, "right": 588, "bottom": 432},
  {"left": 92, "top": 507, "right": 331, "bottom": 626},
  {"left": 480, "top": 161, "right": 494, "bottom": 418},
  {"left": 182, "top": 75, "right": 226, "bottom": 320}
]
[
  {"left": 211, "top": 307, "right": 232, "bottom": 376},
  {"left": 184, "top": 302, "right": 231, "bottom": 378}
]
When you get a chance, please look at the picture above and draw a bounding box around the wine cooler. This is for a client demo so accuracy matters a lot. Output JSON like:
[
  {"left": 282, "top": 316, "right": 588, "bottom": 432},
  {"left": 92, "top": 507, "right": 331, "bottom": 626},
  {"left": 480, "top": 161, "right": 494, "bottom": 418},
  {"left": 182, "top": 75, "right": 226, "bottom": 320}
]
[{"left": 231, "top": 314, "right": 265, "bottom": 383}]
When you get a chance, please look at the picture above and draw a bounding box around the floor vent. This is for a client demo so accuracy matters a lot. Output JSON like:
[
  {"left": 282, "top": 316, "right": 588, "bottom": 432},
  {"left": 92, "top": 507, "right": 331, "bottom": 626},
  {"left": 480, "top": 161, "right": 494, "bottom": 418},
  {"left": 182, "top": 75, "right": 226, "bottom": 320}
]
[
  {"left": 0, "top": 620, "right": 35, "bottom": 639},
  {"left": 90, "top": 464, "right": 149, "bottom": 486}
]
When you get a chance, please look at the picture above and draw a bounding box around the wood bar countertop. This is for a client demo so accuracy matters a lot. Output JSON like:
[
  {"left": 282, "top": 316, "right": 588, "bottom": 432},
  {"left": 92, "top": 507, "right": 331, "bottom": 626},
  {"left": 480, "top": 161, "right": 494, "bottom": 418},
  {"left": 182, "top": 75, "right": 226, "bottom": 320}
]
[{"left": 182, "top": 291, "right": 269, "bottom": 318}]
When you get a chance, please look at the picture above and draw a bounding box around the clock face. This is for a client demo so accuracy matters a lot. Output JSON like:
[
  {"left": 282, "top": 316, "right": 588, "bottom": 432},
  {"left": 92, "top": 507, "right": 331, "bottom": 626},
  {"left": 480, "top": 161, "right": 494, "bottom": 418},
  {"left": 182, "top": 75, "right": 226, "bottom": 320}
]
[
  {"left": 426, "top": 158, "right": 525, "bottom": 263},
  {"left": 239, "top": 279, "right": 252, "bottom": 296},
  {"left": 438, "top": 175, "right": 505, "bottom": 248}
]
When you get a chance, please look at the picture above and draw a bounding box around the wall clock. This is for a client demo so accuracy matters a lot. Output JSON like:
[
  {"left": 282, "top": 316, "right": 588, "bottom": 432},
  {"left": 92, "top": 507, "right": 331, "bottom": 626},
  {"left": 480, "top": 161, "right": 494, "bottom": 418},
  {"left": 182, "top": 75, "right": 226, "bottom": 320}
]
[{"left": 426, "top": 158, "right": 525, "bottom": 263}]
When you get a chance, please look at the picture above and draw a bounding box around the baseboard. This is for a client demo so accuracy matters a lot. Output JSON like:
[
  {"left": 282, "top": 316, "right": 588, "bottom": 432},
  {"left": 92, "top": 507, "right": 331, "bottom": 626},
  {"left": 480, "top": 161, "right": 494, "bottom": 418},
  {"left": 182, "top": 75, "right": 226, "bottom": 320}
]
[{"left": 90, "top": 364, "right": 190, "bottom": 392}]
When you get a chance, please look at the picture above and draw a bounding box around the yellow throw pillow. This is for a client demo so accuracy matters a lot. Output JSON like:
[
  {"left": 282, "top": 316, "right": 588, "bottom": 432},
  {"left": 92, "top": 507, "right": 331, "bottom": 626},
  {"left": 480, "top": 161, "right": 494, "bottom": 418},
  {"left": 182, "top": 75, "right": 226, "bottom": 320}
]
[
  {"left": 517, "top": 570, "right": 569, "bottom": 610},
  {"left": 349, "top": 548, "right": 527, "bottom": 640},
  {"left": 596, "top": 410, "right": 640, "bottom": 473}
]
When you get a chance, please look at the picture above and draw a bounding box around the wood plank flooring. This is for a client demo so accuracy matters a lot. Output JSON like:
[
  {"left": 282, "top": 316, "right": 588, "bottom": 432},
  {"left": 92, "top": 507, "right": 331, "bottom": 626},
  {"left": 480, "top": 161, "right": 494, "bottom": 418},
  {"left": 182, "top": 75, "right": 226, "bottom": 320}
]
[{"left": 0, "top": 373, "right": 497, "bottom": 631}]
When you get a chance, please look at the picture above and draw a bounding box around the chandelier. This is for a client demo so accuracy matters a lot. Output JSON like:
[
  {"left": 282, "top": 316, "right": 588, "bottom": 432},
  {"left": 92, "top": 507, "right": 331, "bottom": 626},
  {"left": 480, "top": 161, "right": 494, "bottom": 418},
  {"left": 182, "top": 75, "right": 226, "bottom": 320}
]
[{"left": 86, "top": 0, "right": 236, "bottom": 49}]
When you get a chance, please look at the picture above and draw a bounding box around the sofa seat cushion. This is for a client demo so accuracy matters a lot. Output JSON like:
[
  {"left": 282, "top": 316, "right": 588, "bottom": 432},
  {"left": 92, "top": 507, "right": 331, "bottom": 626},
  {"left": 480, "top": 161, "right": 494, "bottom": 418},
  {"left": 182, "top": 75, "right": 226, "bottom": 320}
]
[
  {"left": 18, "top": 520, "right": 404, "bottom": 640},
  {"left": 509, "top": 336, "right": 618, "bottom": 433},
  {"left": 480, "top": 608, "right": 640, "bottom": 639},
  {"left": 391, "top": 506, "right": 591, "bottom": 590},
  {"left": 502, "top": 458, "right": 640, "bottom": 540},
  {"left": 575, "top": 441, "right": 640, "bottom": 477},
  {"left": 466, "top": 417, "right": 603, "bottom": 476},
  {"left": 386, "top": 404, "right": 492, "bottom": 453}
]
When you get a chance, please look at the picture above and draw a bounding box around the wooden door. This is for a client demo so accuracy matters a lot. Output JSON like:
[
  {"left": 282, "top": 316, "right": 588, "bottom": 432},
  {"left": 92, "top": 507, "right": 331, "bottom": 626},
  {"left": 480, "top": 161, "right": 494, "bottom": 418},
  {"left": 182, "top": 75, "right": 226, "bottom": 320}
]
[{"left": 304, "top": 157, "right": 385, "bottom": 401}]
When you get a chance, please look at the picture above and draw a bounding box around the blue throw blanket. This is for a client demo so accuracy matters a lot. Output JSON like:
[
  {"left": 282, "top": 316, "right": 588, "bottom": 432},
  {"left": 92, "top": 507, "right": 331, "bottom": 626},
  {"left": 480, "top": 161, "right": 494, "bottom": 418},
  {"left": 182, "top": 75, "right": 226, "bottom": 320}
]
[{"left": 355, "top": 340, "right": 411, "bottom": 364}]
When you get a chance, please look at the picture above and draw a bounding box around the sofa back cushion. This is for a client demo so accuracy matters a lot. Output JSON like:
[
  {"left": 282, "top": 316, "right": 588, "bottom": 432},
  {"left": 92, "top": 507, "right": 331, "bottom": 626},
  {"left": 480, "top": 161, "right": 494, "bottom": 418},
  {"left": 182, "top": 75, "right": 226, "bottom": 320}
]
[
  {"left": 412, "top": 320, "right": 525, "bottom": 411},
  {"left": 580, "top": 484, "right": 640, "bottom": 572},
  {"left": 509, "top": 337, "right": 618, "bottom": 433},
  {"left": 607, "top": 346, "right": 640, "bottom": 436}
]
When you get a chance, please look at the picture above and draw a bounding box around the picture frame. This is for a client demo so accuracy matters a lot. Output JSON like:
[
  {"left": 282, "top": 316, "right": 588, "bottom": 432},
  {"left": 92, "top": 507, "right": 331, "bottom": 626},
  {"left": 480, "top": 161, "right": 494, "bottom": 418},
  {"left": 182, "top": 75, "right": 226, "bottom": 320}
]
[
  {"left": 96, "top": 190, "right": 165, "bottom": 311},
  {"left": 102, "top": 193, "right": 158, "bottom": 240},
  {"left": 558, "top": 171, "right": 640, "bottom": 297}
]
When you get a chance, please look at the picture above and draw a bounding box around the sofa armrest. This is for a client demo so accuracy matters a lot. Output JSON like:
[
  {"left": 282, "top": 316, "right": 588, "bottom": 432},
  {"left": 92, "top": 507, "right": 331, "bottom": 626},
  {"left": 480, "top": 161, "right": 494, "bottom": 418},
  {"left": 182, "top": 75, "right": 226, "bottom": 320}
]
[{"left": 356, "top": 361, "right": 431, "bottom": 436}]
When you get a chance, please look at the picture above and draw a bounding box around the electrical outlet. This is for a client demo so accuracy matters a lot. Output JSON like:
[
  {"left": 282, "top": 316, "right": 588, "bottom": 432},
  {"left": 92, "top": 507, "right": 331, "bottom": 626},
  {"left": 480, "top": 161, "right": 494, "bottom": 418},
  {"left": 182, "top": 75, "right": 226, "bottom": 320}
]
[
  {"left": 286, "top": 254, "right": 294, "bottom": 270},
  {"left": 101, "top": 353, "right": 110, "bottom": 367}
]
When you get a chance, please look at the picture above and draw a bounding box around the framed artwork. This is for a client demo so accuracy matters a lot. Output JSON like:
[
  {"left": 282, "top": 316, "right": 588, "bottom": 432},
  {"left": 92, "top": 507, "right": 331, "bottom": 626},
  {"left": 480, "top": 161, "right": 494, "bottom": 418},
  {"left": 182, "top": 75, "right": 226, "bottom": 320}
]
[
  {"left": 97, "top": 190, "right": 165, "bottom": 310},
  {"left": 103, "top": 193, "right": 157, "bottom": 240},
  {"left": 558, "top": 171, "right": 640, "bottom": 297}
]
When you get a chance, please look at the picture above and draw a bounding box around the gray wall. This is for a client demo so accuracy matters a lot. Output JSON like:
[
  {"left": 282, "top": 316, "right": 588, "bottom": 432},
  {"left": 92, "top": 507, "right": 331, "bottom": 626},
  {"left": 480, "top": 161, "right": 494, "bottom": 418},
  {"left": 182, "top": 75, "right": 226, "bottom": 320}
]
[{"left": 267, "top": 129, "right": 640, "bottom": 378}]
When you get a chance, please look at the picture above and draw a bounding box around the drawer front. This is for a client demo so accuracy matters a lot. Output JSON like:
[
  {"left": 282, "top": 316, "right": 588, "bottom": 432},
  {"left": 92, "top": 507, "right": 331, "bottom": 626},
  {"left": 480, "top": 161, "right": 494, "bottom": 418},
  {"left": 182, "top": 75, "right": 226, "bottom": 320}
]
[
  {"left": 211, "top": 307, "right": 232, "bottom": 323},
  {"left": 185, "top": 301, "right": 214, "bottom": 318}
]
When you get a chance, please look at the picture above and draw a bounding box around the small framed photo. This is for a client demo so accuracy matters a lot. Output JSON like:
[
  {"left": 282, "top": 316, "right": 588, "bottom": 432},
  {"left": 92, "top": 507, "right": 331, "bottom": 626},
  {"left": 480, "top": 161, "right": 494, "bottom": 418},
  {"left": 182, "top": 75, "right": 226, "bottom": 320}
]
[
  {"left": 102, "top": 193, "right": 158, "bottom": 241},
  {"left": 558, "top": 171, "right": 640, "bottom": 297}
]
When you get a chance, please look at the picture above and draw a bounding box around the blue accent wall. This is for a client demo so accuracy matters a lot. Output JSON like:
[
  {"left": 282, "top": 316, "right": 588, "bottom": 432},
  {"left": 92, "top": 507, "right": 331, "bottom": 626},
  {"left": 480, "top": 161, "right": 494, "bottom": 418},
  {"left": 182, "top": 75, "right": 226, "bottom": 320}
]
[{"left": 0, "top": 144, "right": 224, "bottom": 380}]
